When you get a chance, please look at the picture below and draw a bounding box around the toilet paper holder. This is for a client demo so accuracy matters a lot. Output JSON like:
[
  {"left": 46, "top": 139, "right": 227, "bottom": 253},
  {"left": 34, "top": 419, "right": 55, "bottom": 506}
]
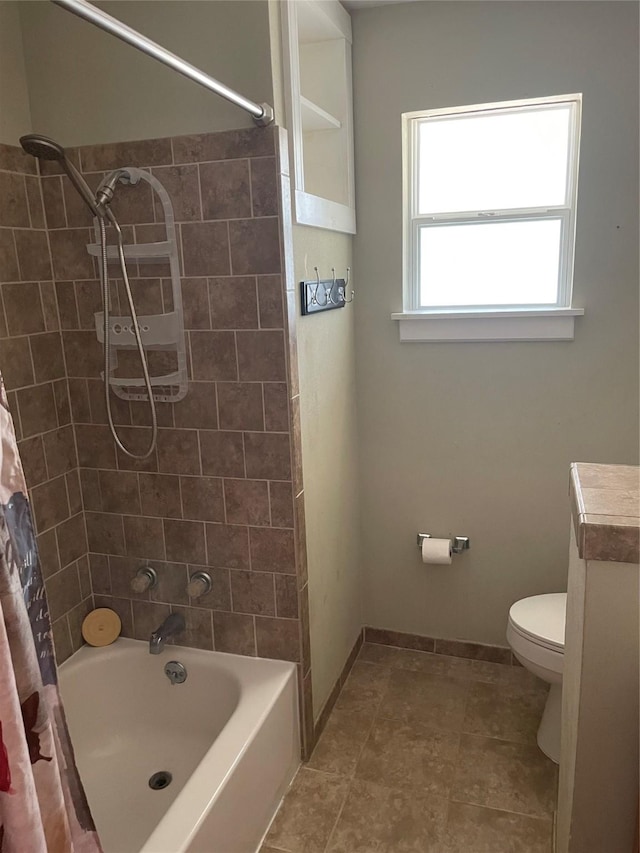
[{"left": 417, "top": 533, "right": 470, "bottom": 554}]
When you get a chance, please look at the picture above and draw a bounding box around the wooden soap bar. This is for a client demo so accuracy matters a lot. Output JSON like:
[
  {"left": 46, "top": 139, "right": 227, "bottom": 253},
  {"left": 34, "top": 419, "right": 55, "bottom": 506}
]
[{"left": 81, "top": 608, "right": 122, "bottom": 647}]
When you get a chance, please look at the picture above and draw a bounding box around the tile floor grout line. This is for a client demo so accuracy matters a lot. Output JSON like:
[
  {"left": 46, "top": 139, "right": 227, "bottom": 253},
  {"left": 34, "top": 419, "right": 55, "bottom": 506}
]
[
  {"left": 458, "top": 726, "right": 545, "bottom": 747},
  {"left": 449, "top": 686, "right": 555, "bottom": 824},
  {"left": 442, "top": 671, "right": 469, "bottom": 814},
  {"left": 447, "top": 795, "right": 556, "bottom": 823},
  {"left": 296, "top": 765, "right": 344, "bottom": 779},
  {"left": 349, "top": 662, "right": 387, "bottom": 776},
  {"left": 309, "top": 652, "right": 389, "bottom": 775},
  {"left": 262, "top": 765, "right": 344, "bottom": 852},
  {"left": 442, "top": 795, "right": 454, "bottom": 847},
  {"left": 320, "top": 776, "right": 353, "bottom": 853},
  {"left": 318, "top": 652, "right": 388, "bottom": 852}
]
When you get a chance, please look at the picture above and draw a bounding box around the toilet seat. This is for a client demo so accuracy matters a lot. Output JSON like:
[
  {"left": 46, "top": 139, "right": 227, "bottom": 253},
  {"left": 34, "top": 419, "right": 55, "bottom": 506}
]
[
  {"left": 506, "top": 620, "right": 564, "bottom": 680},
  {"left": 508, "top": 593, "right": 566, "bottom": 652},
  {"left": 506, "top": 592, "right": 567, "bottom": 763}
]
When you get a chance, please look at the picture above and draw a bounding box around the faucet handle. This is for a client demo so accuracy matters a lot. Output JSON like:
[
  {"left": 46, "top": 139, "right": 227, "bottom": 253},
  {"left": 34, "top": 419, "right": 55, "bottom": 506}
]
[
  {"left": 131, "top": 566, "right": 157, "bottom": 594},
  {"left": 187, "top": 571, "right": 212, "bottom": 600}
]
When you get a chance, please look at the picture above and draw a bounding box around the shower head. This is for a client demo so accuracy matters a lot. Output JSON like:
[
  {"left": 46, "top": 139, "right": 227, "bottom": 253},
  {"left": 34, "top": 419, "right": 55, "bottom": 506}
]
[
  {"left": 20, "top": 134, "right": 66, "bottom": 161},
  {"left": 19, "top": 133, "right": 100, "bottom": 217}
]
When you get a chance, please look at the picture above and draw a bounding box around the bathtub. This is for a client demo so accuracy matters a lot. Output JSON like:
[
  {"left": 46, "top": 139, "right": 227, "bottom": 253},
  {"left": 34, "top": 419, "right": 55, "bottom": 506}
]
[{"left": 58, "top": 638, "right": 299, "bottom": 853}]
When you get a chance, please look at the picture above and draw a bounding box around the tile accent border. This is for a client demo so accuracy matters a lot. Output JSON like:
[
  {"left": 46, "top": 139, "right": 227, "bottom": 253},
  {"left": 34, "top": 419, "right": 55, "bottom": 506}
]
[{"left": 364, "top": 626, "right": 514, "bottom": 666}]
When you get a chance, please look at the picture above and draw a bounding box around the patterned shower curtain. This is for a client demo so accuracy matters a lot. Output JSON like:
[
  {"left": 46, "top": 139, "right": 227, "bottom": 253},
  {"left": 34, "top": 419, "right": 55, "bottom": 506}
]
[{"left": 0, "top": 378, "right": 101, "bottom": 852}]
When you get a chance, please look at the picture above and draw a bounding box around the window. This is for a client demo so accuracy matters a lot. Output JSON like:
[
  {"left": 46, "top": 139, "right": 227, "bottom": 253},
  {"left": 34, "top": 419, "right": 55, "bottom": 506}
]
[{"left": 397, "top": 95, "right": 584, "bottom": 341}]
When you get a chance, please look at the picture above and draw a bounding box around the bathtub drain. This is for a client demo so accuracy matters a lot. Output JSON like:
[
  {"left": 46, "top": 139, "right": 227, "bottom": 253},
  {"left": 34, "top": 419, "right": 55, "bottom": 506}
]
[{"left": 149, "top": 771, "right": 172, "bottom": 790}]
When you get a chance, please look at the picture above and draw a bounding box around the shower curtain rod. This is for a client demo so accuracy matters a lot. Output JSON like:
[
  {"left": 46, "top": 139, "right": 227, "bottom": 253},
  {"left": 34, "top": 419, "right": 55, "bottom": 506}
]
[{"left": 51, "top": 0, "right": 275, "bottom": 126}]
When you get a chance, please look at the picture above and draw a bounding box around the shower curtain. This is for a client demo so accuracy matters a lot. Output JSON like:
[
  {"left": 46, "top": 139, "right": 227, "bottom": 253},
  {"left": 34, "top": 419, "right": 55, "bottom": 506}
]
[{"left": 0, "top": 376, "right": 101, "bottom": 852}]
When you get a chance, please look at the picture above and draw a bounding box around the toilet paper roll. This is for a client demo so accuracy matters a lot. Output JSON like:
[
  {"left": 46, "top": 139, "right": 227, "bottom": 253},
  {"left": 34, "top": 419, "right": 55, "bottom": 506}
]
[{"left": 421, "top": 537, "right": 452, "bottom": 565}]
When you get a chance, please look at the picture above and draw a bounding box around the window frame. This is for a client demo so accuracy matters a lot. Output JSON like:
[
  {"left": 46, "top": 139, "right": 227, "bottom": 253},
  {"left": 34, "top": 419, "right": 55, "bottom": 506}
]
[{"left": 402, "top": 94, "right": 583, "bottom": 314}]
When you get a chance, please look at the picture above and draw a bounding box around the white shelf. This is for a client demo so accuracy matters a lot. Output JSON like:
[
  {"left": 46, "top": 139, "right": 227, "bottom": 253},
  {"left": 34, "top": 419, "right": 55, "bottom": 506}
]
[
  {"left": 296, "top": 0, "right": 349, "bottom": 43},
  {"left": 109, "top": 371, "right": 182, "bottom": 388},
  {"left": 283, "top": 0, "right": 356, "bottom": 233},
  {"left": 87, "top": 240, "right": 172, "bottom": 264},
  {"left": 300, "top": 95, "right": 341, "bottom": 132}
]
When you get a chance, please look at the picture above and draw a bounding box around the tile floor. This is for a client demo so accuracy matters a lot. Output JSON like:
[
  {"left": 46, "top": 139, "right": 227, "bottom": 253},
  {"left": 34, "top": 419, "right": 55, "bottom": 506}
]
[{"left": 263, "top": 642, "right": 558, "bottom": 853}]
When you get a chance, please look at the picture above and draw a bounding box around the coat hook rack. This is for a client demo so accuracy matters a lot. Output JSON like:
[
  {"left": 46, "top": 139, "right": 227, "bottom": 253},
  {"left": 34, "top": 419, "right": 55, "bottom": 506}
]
[{"left": 300, "top": 266, "right": 354, "bottom": 316}]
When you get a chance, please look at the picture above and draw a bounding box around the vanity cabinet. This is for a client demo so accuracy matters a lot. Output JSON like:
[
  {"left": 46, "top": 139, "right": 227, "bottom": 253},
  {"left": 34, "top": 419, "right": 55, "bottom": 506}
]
[
  {"left": 557, "top": 463, "right": 639, "bottom": 853},
  {"left": 281, "top": 0, "right": 356, "bottom": 234}
]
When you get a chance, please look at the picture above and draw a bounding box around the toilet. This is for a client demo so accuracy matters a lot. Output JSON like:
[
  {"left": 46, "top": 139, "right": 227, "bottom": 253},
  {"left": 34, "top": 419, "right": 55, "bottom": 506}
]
[{"left": 506, "top": 592, "right": 567, "bottom": 764}]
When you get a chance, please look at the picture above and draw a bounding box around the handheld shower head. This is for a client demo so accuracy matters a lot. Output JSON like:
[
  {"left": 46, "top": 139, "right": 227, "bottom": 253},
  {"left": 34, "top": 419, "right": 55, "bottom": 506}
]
[
  {"left": 19, "top": 134, "right": 66, "bottom": 161},
  {"left": 19, "top": 133, "right": 99, "bottom": 217}
]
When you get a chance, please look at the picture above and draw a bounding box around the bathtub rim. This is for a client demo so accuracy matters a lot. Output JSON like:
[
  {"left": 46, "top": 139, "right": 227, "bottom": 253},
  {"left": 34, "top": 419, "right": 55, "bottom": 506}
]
[{"left": 59, "top": 638, "right": 299, "bottom": 853}]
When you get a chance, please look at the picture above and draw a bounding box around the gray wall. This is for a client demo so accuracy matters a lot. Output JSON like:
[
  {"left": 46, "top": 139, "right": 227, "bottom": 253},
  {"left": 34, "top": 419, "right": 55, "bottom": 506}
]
[
  {"left": 352, "top": 1, "right": 639, "bottom": 645},
  {"left": 294, "top": 224, "right": 360, "bottom": 719},
  {"left": 268, "top": 2, "right": 361, "bottom": 719},
  {"left": 19, "top": 1, "right": 273, "bottom": 145},
  {"left": 0, "top": 2, "right": 32, "bottom": 144}
]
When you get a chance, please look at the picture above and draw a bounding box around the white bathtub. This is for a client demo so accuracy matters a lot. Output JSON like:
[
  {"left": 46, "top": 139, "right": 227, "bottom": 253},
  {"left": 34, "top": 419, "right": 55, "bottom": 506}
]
[{"left": 58, "top": 638, "right": 299, "bottom": 853}]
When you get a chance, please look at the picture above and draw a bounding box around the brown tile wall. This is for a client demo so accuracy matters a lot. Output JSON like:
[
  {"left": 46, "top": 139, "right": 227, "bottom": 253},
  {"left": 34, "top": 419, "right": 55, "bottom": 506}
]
[
  {"left": 4, "top": 128, "right": 313, "bottom": 753},
  {"left": 0, "top": 143, "right": 93, "bottom": 661},
  {"left": 61, "top": 129, "right": 302, "bottom": 650}
]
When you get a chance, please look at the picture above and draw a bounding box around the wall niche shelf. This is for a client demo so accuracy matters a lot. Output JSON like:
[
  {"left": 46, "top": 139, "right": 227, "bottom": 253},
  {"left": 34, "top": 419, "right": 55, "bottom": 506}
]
[
  {"left": 300, "top": 95, "right": 342, "bottom": 132},
  {"left": 282, "top": 0, "right": 356, "bottom": 234}
]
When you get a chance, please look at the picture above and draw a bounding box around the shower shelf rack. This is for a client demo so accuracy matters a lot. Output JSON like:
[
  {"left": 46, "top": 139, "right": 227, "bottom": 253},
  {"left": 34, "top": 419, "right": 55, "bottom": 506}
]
[
  {"left": 86, "top": 240, "right": 172, "bottom": 263},
  {"left": 86, "top": 167, "right": 187, "bottom": 404}
]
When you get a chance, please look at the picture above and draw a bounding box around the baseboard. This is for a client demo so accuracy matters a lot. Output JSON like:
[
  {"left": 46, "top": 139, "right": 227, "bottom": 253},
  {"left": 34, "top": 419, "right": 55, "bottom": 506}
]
[
  {"left": 364, "top": 626, "right": 515, "bottom": 666},
  {"left": 312, "top": 629, "right": 364, "bottom": 747}
]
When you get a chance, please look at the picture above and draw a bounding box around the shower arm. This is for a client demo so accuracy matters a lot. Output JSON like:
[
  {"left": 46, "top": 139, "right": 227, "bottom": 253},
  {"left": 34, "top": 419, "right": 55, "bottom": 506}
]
[{"left": 51, "top": 0, "right": 274, "bottom": 127}]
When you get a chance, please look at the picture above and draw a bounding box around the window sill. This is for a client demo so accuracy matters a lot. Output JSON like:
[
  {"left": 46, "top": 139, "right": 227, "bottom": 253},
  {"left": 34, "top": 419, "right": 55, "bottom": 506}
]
[{"left": 391, "top": 308, "right": 584, "bottom": 342}]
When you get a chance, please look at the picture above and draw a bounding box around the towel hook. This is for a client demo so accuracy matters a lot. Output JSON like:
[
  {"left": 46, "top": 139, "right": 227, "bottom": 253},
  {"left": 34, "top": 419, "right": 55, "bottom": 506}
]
[
  {"left": 310, "top": 266, "right": 320, "bottom": 305},
  {"left": 313, "top": 266, "right": 328, "bottom": 307},
  {"left": 328, "top": 267, "right": 341, "bottom": 304},
  {"left": 343, "top": 267, "right": 354, "bottom": 303}
]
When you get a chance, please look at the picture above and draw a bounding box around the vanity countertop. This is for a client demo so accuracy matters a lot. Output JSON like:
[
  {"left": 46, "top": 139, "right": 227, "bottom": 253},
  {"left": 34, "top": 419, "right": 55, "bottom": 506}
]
[{"left": 570, "top": 462, "right": 640, "bottom": 564}]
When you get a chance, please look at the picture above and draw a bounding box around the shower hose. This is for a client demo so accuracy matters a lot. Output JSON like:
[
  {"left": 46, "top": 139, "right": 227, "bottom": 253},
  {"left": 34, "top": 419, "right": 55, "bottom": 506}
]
[{"left": 99, "top": 213, "right": 157, "bottom": 459}]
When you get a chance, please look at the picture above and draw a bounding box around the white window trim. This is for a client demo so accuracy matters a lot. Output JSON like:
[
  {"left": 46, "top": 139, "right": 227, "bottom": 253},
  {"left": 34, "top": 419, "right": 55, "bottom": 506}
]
[
  {"left": 392, "top": 307, "right": 584, "bottom": 342},
  {"left": 396, "top": 94, "right": 584, "bottom": 342}
]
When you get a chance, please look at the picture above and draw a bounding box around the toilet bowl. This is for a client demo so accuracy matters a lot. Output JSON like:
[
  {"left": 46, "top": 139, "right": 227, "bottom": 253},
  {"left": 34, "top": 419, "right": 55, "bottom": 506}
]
[{"left": 506, "top": 592, "right": 566, "bottom": 764}]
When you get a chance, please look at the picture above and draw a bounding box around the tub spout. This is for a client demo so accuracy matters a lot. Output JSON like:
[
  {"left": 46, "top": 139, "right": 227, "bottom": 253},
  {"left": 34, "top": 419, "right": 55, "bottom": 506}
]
[{"left": 149, "top": 612, "right": 185, "bottom": 654}]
